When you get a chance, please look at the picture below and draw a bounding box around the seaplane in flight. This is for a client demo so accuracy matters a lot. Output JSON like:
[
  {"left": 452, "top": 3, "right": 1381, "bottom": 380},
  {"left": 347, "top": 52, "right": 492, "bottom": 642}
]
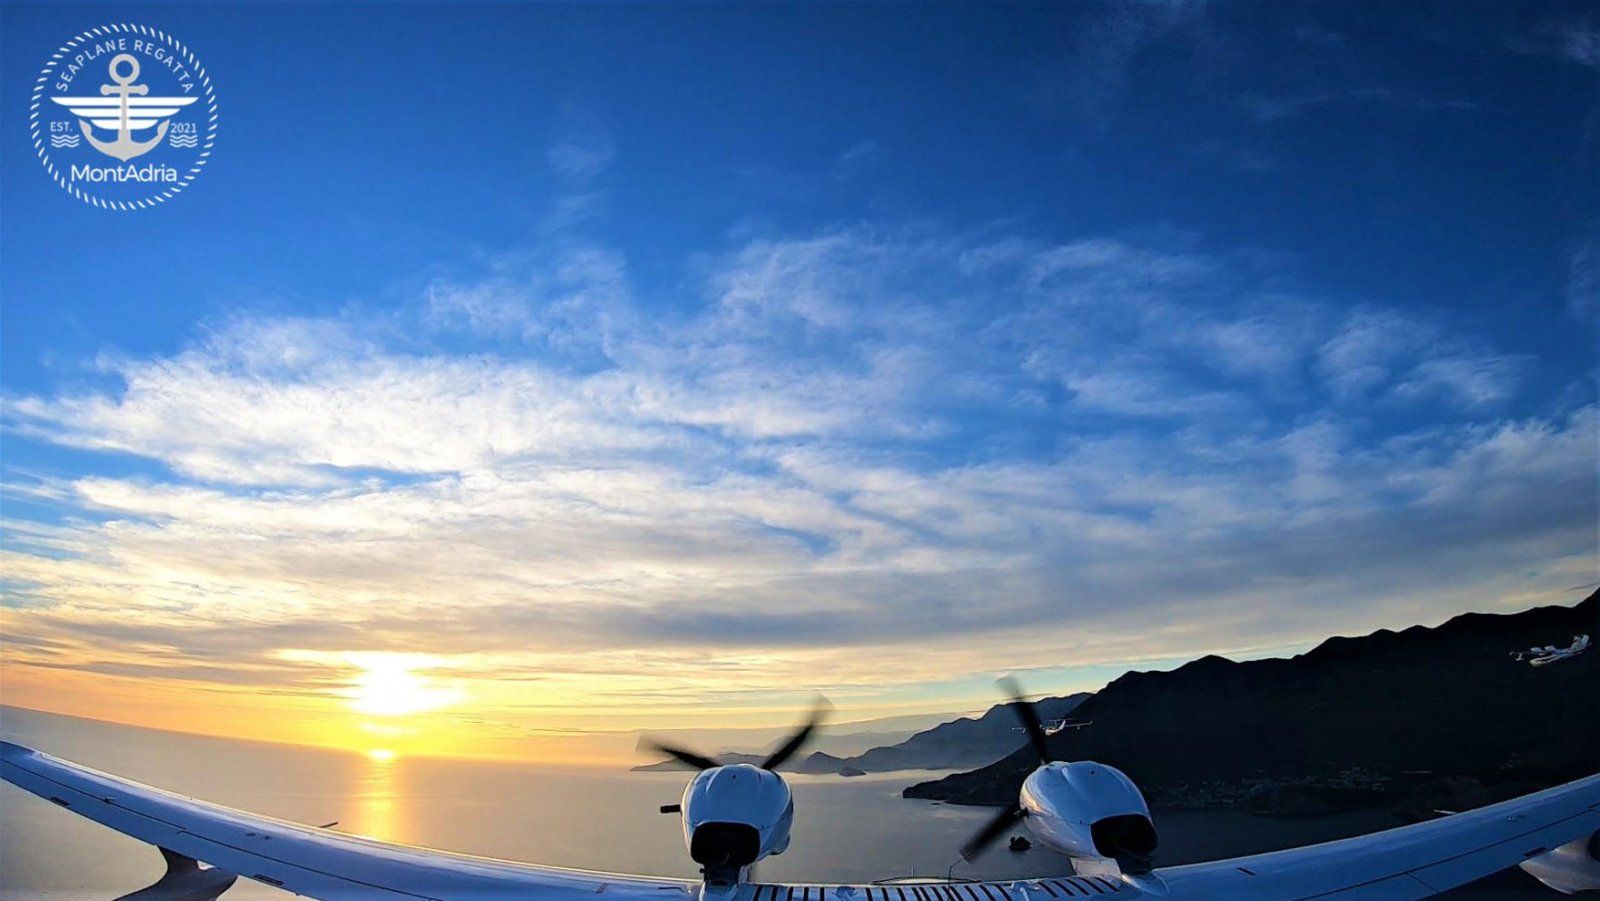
[
  {"left": 3, "top": 682, "right": 1598, "bottom": 900},
  {"left": 1512, "top": 634, "right": 1591, "bottom": 667}
]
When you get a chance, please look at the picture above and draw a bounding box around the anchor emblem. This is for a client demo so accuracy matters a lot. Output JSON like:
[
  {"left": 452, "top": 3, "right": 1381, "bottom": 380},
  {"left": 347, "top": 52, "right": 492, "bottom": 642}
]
[{"left": 51, "top": 54, "right": 197, "bottom": 162}]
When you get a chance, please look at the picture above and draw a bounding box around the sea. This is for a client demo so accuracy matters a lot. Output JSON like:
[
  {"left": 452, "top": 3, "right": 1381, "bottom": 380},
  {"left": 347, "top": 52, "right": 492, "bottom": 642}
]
[{"left": 0, "top": 706, "right": 1542, "bottom": 898}]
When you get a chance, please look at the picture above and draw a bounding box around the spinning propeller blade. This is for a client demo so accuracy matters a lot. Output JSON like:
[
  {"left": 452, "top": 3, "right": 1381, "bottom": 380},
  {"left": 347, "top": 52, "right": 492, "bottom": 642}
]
[
  {"left": 998, "top": 676, "right": 1055, "bottom": 763},
  {"left": 957, "top": 677, "right": 1064, "bottom": 862},
  {"left": 760, "top": 696, "right": 832, "bottom": 770},
  {"left": 640, "top": 696, "right": 831, "bottom": 776},
  {"left": 960, "top": 803, "right": 1027, "bottom": 862},
  {"left": 639, "top": 739, "right": 722, "bottom": 771}
]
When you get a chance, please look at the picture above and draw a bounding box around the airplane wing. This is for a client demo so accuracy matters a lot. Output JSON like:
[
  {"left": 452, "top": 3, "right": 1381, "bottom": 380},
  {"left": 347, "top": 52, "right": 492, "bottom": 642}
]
[
  {"left": 1150, "top": 772, "right": 1600, "bottom": 898},
  {"left": 5, "top": 740, "right": 1598, "bottom": 900},
  {"left": 1, "top": 741, "right": 696, "bottom": 900}
]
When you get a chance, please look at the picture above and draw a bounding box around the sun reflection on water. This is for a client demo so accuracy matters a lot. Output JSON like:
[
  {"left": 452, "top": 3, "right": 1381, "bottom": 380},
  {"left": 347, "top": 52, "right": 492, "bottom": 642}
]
[{"left": 350, "top": 749, "right": 404, "bottom": 841}]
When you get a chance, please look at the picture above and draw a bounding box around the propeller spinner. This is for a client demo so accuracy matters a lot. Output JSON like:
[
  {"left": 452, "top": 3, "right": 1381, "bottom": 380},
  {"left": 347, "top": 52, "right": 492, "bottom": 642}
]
[
  {"left": 959, "top": 678, "right": 1157, "bottom": 874},
  {"left": 641, "top": 697, "right": 831, "bottom": 887}
]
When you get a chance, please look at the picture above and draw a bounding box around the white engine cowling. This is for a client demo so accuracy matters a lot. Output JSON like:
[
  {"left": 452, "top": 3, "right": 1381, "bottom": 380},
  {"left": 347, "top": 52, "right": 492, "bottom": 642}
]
[
  {"left": 679, "top": 764, "right": 795, "bottom": 884},
  {"left": 1020, "top": 761, "right": 1158, "bottom": 872},
  {"left": 1521, "top": 831, "right": 1600, "bottom": 894}
]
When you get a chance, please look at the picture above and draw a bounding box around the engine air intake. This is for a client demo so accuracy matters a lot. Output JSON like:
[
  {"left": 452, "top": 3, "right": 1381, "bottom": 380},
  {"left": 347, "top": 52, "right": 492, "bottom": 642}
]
[
  {"left": 1091, "top": 814, "right": 1158, "bottom": 871},
  {"left": 690, "top": 822, "right": 762, "bottom": 871}
]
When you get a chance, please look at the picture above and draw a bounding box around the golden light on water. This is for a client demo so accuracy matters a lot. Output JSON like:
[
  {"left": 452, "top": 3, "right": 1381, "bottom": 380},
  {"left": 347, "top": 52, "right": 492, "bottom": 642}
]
[{"left": 350, "top": 746, "right": 404, "bottom": 840}]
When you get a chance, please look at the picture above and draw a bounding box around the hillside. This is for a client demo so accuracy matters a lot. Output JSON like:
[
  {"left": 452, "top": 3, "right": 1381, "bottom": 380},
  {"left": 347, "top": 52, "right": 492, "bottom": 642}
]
[
  {"left": 906, "top": 591, "right": 1599, "bottom": 810},
  {"left": 847, "top": 692, "right": 1091, "bottom": 772},
  {"left": 634, "top": 693, "right": 1091, "bottom": 775}
]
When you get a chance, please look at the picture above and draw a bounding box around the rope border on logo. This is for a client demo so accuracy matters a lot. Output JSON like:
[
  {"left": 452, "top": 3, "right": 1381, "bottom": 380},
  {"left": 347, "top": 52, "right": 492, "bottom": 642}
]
[{"left": 29, "top": 23, "right": 220, "bottom": 211}]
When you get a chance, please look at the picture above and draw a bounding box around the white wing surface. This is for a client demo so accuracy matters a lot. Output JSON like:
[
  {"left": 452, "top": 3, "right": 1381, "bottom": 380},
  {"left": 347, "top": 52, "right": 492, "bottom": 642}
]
[
  {"left": 1150, "top": 772, "right": 1600, "bottom": 898},
  {"left": 4, "top": 741, "right": 1597, "bottom": 900},
  {"left": 1, "top": 741, "right": 696, "bottom": 900}
]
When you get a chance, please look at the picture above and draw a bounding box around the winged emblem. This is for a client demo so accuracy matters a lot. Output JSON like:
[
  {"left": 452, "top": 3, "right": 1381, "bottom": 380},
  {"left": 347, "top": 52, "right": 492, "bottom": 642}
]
[{"left": 51, "top": 52, "right": 196, "bottom": 161}]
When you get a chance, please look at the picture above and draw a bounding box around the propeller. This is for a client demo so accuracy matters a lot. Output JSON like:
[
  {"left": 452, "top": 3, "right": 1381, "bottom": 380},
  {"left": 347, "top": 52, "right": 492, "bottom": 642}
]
[
  {"left": 759, "top": 697, "right": 829, "bottom": 770},
  {"left": 957, "top": 677, "right": 1061, "bottom": 862},
  {"left": 640, "top": 696, "right": 831, "bottom": 773},
  {"left": 960, "top": 804, "right": 1029, "bottom": 862},
  {"left": 999, "top": 676, "right": 1054, "bottom": 765},
  {"left": 639, "top": 740, "right": 722, "bottom": 772}
]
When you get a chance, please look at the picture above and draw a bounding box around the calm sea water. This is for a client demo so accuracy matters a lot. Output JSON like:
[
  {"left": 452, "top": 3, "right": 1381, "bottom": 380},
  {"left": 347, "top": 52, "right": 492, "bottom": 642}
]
[{"left": 0, "top": 707, "right": 1542, "bottom": 898}]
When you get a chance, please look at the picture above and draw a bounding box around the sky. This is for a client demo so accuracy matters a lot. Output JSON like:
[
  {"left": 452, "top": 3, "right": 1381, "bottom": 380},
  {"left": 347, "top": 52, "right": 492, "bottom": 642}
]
[{"left": 0, "top": 1, "right": 1596, "bottom": 763}]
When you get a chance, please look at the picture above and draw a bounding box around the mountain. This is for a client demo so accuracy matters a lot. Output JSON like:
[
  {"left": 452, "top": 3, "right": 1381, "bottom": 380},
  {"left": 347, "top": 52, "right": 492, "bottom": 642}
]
[
  {"left": 906, "top": 591, "right": 1599, "bottom": 810},
  {"left": 632, "top": 695, "right": 1091, "bottom": 775},
  {"left": 845, "top": 693, "right": 1092, "bottom": 772},
  {"left": 623, "top": 712, "right": 945, "bottom": 766}
]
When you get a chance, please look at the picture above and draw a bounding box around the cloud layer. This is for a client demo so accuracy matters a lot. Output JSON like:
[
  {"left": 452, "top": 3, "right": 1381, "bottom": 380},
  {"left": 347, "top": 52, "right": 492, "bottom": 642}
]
[{"left": 2, "top": 225, "right": 1594, "bottom": 737}]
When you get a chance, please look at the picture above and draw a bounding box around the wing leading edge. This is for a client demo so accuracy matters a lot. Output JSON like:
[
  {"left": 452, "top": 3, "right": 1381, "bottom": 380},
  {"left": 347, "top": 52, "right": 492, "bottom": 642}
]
[
  {"left": 1149, "top": 771, "right": 1600, "bottom": 899},
  {"left": 0, "top": 741, "right": 696, "bottom": 900},
  {"left": 4, "top": 740, "right": 1597, "bottom": 900}
]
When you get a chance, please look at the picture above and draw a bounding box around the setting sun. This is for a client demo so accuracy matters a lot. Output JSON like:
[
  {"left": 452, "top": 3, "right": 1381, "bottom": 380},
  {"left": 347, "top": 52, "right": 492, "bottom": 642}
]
[{"left": 346, "top": 654, "right": 465, "bottom": 717}]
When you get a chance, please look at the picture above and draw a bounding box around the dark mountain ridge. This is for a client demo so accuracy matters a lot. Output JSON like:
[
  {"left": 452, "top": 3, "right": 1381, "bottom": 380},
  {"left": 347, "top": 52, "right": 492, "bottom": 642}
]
[
  {"left": 847, "top": 692, "right": 1091, "bottom": 772},
  {"left": 634, "top": 693, "right": 1092, "bottom": 775},
  {"left": 906, "top": 591, "right": 1598, "bottom": 808}
]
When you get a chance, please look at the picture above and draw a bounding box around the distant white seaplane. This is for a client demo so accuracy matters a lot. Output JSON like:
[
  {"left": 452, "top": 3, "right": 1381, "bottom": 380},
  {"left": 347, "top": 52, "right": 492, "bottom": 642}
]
[{"left": 1513, "top": 634, "right": 1591, "bottom": 666}]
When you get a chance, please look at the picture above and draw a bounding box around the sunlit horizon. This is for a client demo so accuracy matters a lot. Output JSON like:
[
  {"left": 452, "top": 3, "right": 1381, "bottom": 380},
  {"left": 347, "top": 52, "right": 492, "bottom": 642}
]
[{"left": 4, "top": 580, "right": 1588, "bottom": 766}]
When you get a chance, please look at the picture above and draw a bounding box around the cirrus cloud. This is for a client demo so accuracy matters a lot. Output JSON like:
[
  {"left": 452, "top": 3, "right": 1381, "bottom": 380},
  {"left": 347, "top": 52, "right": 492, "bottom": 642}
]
[{"left": 2, "top": 224, "right": 1593, "bottom": 732}]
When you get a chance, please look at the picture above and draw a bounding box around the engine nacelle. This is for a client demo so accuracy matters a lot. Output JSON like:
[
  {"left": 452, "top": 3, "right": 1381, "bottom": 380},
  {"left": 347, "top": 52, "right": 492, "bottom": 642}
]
[
  {"left": 679, "top": 764, "right": 794, "bottom": 884},
  {"left": 1020, "top": 761, "right": 1158, "bottom": 873},
  {"left": 1521, "top": 831, "right": 1600, "bottom": 894}
]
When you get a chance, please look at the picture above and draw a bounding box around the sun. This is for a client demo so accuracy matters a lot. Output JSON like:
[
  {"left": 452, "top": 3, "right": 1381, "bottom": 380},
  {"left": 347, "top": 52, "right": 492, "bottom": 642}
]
[{"left": 346, "top": 653, "right": 465, "bottom": 717}]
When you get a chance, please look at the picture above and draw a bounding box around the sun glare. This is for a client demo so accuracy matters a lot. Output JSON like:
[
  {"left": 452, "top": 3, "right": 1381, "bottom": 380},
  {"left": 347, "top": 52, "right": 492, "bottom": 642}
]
[{"left": 346, "top": 653, "right": 465, "bottom": 717}]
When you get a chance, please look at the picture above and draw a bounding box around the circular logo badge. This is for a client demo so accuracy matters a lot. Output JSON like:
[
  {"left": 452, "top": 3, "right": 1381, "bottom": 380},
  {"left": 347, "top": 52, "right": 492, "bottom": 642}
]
[{"left": 29, "top": 24, "right": 219, "bottom": 210}]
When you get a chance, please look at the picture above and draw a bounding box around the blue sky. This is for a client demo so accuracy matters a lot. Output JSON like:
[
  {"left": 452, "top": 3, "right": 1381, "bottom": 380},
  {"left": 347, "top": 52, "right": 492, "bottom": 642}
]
[{"left": 0, "top": 1, "right": 1596, "bottom": 743}]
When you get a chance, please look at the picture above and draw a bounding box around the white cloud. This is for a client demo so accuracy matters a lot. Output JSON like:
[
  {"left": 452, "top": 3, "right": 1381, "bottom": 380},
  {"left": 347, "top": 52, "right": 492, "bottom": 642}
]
[
  {"left": 1394, "top": 354, "right": 1523, "bottom": 408},
  {"left": 1315, "top": 307, "right": 1524, "bottom": 409},
  {"left": 1239, "top": 86, "right": 1475, "bottom": 122},
  {"left": 1316, "top": 308, "right": 1420, "bottom": 398},
  {"left": 832, "top": 139, "right": 884, "bottom": 180},
  {"left": 426, "top": 243, "right": 633, "bottom": 351},
  {"left": 2, "top": 225, "right": 1592, "bottom": 716},
  {"left": 547, "top": 138, "right": 615, "bottom": 181},
  {"left": 1567, "top": 229, "right": 1598, "bottom": 320}
]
